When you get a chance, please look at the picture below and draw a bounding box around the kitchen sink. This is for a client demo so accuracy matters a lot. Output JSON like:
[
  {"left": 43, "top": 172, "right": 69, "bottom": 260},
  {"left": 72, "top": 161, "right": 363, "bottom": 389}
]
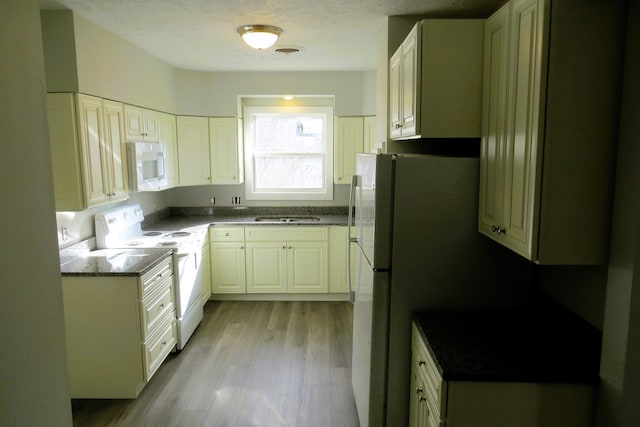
[{"left": 253, "top": 216, "right": 321, "bottom": 223}]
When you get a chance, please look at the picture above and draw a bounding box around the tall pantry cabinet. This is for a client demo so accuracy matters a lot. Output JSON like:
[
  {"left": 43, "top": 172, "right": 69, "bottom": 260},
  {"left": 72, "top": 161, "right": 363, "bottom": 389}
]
[{"left": 478, "top": 0, "right": 625, "bottom": 264}]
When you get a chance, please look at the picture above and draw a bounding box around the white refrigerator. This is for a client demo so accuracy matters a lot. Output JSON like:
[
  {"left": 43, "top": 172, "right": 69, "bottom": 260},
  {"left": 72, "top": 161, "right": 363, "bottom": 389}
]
[{"left": 349, "top": 153, "right": 534, "bottom": 427}]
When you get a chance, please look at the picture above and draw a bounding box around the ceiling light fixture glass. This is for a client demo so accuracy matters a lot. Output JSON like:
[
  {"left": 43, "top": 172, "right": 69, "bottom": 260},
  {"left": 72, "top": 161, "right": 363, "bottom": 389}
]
[{"left": 237, "top": 25, "right": 282, "bottom": 50}]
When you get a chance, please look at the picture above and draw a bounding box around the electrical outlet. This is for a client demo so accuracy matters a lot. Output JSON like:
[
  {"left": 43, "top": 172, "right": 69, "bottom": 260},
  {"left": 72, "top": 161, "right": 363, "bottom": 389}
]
[
  {"left": 61, "top": 227, "right": 68, "bottom": 241},
  {"left": 210, "top": 197, "right": 216, "bottom": 205},
  {"left": 232, "top": 196, "right": 241, "bottom": 205}
]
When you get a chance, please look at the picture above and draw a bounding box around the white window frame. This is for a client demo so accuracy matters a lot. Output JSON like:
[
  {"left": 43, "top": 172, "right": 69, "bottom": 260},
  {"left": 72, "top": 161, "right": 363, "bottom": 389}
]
[{"left": 244, "top": 105, "right": 334, "bottom": 201}]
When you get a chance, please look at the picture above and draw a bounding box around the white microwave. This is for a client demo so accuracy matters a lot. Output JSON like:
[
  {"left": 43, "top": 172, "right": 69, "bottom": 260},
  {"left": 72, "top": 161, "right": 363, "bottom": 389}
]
[{"left": 126, "top": 142, "right": 167, "bottom": 192}]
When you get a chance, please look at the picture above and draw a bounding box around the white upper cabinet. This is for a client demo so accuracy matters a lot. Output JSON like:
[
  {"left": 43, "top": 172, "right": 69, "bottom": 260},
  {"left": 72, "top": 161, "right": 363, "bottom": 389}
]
[
  {"left": 47, "top": 93, "right": 84, "bottom": 211},
  {"left": 389, "top": 19, "right": 484, "bottom": 140},
  {"left": 157, "top": 111, "right": 179, "bottom": 190},
  {"left": 334, "top": 116, "right": 364, "bottom": 184},
  {"left": 47, "top": 93, "right": 129, "bottom": 210},
  {"left": 478, "top": 0, "right": 624, "bottom": 264},
  {"left": 209, "top": 117, "right": 243, "bottom": 185},
  {"left": 176, "top": 115, "right": 211, "bottom": 186},
  {"left": 124, "top": 105, "right": 159, "bottom": 142},
  {"left": 363, "top": 116, "right": 377, "bottom": 154}
]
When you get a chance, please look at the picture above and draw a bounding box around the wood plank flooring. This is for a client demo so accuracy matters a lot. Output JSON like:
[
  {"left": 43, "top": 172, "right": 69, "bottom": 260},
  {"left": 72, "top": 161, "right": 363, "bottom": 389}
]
[{"left": 71, "top": 301, "right": 360, "bottom": 427}]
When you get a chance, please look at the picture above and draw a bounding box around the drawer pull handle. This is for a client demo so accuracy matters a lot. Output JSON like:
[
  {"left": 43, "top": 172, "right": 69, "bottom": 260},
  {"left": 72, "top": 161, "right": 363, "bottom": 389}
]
[
  {"left": 162, "top": 341, "right": 167, "bottom": 346},
  {"left": 159, "top": 303, "right": 165, "bottom": 308}
]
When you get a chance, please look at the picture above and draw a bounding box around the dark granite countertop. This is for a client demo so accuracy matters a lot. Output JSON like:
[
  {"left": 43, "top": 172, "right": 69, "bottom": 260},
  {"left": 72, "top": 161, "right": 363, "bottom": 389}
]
[
  {"left": 413, "top": 302, "right": 602, "bottom": 384},
  {"left": 60, "top": 248, "right": 174, "bottom": 277},
  {"left": 143, "top": 206, "right": 349, "bottom": 230}
]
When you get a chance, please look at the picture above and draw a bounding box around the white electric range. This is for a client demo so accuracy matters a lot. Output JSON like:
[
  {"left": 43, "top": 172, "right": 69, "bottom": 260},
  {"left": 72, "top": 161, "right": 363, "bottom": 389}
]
[{"left": 95, "top": 204, "right": 207, "bottom": 350}]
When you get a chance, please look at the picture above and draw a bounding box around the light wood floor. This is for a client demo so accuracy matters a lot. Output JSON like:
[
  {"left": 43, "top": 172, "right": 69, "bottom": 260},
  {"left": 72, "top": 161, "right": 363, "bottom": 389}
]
[{"left": 71, "top": 300, "right": 361, "bottom": 427}]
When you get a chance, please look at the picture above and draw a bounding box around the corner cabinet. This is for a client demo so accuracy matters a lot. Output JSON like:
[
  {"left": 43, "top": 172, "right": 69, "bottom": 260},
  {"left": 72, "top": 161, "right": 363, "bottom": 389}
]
[
  {"left": 177, "top": 115, "right": 211, "bottom": 186},
  {"left": 47, "top": 93, "right": 129, "bottom": 210},
  {"left": 389, "top": 19, "right": 484, "bottom": 140},
  {"left": 478, "top": 0, "right": 623, "bottom": 264},
  {"left": 157, "top": 111, "right": 179, "bottom": 190}
]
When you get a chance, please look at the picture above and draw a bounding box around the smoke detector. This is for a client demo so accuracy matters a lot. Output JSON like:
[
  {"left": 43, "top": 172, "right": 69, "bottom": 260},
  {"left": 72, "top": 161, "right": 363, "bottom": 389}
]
[{"left": 275, "top": 46, "right": 303, "bottom": 54}]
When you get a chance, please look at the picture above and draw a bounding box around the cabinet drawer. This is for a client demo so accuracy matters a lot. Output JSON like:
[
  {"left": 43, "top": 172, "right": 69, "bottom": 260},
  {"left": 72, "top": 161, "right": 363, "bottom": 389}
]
[
  {"left": 210, "top": 227, "right": 244, "bottom": 241},
  {"left": 245, "top": 226, "right": 328, "bottom": 242},
  {"left": 140, "top": 256, "right": 173, "bottom": 297},
  {"left": 140, "top": 277, "right": 174, "bottom": 339},
  {"left": 143, "top": 314, "right": 176, "bottom": 381},
  {"left": 412, "top": 323, "right": 445, "bottom": 415}
]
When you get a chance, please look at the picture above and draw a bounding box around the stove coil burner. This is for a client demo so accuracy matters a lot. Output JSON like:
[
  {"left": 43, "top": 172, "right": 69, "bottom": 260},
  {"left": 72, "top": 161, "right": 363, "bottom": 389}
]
[
  {"left": 157, "top": 241, "right": 178, "bottom": 247},
  {"left": 143, "top": 231, "right": 163, "bottom": 236},
  {"left": 165, "top": 231, "right": 191, "bottom": 238}
]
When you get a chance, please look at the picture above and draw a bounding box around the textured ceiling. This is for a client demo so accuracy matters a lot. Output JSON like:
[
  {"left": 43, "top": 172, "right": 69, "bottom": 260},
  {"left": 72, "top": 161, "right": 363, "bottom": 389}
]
[{"left": 39, "top": 0, "right": 504, "bottom": 72}]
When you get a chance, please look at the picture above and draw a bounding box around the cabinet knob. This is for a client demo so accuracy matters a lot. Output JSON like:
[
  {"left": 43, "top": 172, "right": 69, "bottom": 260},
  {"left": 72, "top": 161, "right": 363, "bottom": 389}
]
[
  {"left": 419, "top": 396, "right": 427, "bottom": 403},
  {"left": 240, "top": 246, "right": 244, "bottom": 250},
  {"left": 415, "top": 386, "right": 423, "bottom": 395},
  {"left": 418, "top": 360, "right": 426, "bottom": 366},
  {"left": 282, "top": 246, "right": 286, "bottom": 249},
  {"left": 491, "top": 225, "right": 506, "bottom": 235},
  {"left": 288, "top": 246, "right": 292, "bottom": 250}
]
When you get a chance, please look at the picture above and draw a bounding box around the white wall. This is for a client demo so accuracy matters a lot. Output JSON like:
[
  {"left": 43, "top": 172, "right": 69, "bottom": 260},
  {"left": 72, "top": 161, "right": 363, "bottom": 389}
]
[
  {"left": 173, "top": 69, "right": 376, "bottom": 116},
  {"left": 0, "top": 0, "right": 72, "bottom": 425},
  {"left": 597, "top": 2, "right": 640, "bottom": 425},
  {"left": 73, "top": 13, "right": 177, "bottom": 112}
]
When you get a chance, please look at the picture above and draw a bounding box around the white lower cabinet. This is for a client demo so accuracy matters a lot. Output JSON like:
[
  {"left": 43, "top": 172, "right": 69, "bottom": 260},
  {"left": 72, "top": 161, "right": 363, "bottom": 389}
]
[
  {"left": 245, "top": 227, "right": 328, "bottom": 294},
  {"left": 62, "top": 256, "right": 176, "bottom": 398},
  {"left": 208, "top": 226, "right": 347, "bottom": 296},
  {"left": 410, "top": 322, "right": 596, "bottom": 427},
  {"left": 210, "top": 227, "right": 246, "bottom": 294}
]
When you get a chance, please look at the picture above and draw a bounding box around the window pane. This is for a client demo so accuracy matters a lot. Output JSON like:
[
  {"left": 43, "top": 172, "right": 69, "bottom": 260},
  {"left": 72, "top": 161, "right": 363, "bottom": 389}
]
[
  {"left": 255, "top": 155, "right": 324, "bottom": 189},
  {"left": 255, "top": 115, "right": 324, "bottom": 153}
]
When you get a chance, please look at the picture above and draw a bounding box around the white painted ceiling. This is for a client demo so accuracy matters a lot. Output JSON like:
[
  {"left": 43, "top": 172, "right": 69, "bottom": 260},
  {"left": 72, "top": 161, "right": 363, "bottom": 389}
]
[{"left": 39, "top": 0, "right": 504, "bottom": 72}]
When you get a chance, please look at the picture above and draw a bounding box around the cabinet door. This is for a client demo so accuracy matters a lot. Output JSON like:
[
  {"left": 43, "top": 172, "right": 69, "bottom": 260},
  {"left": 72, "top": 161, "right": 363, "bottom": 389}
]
[
  {"left": 245, "top": 242, "right": 287, "bottom": 293},
  {"left": 287, "top": 241, "right": 328, "bottom": 293},
  {"left": 210, "top": 242, "right": 246, "bottom": 294},
  {"left": 389, "top": 49, "right": 403, "bottom": 139},
  {"left": 479, "top": 3, "right": 510, "bottom": 239},
  {"left": 401, "top": 24, "right": 420, "bottom": 137},
  {"left": 124, "top": 105, "right": 158, "bottom": 141},
  {"left": 158, "top": 112, "right": 179, "bottom": 189},
  {"left": 502, "top": 0, "right": 546, "bottom": 258},
  {"left": 334, "top": 117, "right": 364, "bottom": 184},
  {"left": 124, "top": 105, "right": 145, "bottom": 141},
  {"left": 47, "top": 93, "right": 84, "bottom": 211},
  {"left": 102, "top": 100, "right": 128, "bottom": 202},
  {"left": 177, "top": 116, "right": 211, "bottom": 186},
  {"left": 76, "top": 94, "right": 111, "bottom": 207},
  {"left": 209, "top": 117, "right": 242, "bottom": 184},
  {"left": 142, "top": 109, "right": 159, "bottom": 141}
]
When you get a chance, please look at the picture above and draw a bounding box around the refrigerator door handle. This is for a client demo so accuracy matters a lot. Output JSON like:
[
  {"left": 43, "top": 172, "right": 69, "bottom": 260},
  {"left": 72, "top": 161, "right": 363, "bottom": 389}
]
[{"left": 347, "top": 175, "right": 360, "bottom": 303}]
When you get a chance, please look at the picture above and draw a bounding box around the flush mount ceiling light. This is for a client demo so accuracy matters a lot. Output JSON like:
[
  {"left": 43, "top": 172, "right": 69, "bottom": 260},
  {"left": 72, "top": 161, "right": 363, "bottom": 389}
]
[{"left": 237, "top": 25, "right": 282, "bottom": 50}]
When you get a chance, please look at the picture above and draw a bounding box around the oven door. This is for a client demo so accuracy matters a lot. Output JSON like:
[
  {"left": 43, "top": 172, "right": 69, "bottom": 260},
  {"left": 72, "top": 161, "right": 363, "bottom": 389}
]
[{"left": 175, "top": 251, "right": 203, "bottom": 318}]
